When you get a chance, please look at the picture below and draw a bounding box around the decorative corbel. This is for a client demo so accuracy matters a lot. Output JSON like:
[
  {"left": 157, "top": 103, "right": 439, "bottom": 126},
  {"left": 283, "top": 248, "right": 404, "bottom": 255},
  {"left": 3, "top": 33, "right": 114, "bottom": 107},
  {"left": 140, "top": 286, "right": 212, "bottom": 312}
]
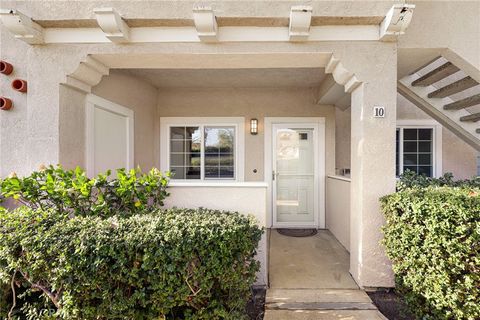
[
  {"left": 0, "top": 9, "right": 44, "bottom": 44},
  {"left": 64, "top": 56, "right": 109, "bottom": 93},
  {"left": 94, "top": 8, "right": 130, "bottom": 43},
  {"left": 289, "top": 5, "right": 312, "bottom": 41},
  {"left": 380, "top": 4, "right": 415, "bottom": 42},
  {"left": 193, "top": 5, "right": 217, "bottom": 42}
]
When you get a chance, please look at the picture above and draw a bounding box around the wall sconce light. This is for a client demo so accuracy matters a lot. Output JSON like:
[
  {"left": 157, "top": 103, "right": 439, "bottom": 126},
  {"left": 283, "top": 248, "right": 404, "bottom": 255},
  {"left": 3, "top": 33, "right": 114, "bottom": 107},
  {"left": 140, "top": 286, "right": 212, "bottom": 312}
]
[{"left": 250, "top": 118, "right": 258, "bottom": 135}]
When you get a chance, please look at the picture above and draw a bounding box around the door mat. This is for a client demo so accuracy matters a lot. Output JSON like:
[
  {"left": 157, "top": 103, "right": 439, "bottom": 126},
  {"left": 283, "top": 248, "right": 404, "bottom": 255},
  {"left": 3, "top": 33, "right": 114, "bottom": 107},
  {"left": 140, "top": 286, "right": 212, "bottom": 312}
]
[{"left": 277, "top": 228, "right": 318, "bottom": 237}]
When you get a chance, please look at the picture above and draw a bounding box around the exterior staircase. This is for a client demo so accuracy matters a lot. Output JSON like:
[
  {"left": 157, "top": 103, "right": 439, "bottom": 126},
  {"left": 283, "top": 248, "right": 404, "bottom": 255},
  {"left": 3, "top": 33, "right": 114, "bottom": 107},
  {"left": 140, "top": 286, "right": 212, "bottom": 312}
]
[
  {"left": 398, "top": 56, "right": 480, "bottom": 151},
  {"left": 264, "top": 289, "right": 387, "bottom": 320}
]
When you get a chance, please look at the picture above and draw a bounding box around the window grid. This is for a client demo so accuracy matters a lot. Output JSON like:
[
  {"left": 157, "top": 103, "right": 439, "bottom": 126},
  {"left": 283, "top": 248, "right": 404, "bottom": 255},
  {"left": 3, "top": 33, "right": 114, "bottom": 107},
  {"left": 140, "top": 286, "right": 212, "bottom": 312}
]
[
  {"left": 396, "top": 127, "right": 434, "bottom": 177},
  {"left": 169, "top": 125, "right": 236, "bottom": 180}
]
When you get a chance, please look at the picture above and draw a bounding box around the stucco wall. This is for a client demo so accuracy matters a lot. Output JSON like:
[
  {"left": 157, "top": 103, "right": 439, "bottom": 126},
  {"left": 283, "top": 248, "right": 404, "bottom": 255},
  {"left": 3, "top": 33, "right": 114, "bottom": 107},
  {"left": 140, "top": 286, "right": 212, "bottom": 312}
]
[
  {"left": 335, "top": 94, "right": 478, "bottom": 178},
  {"left": 91, "top": 70, "right": 159, "bottom": 171},
  {"left": 157, "top": 87, "right": 336, "bottom": 181},
  {"left": 398, "top": 1, "right": 480, "bottom": 72},
  {"left": 326, "top": 176, "right": 350, "bottom": 252}
]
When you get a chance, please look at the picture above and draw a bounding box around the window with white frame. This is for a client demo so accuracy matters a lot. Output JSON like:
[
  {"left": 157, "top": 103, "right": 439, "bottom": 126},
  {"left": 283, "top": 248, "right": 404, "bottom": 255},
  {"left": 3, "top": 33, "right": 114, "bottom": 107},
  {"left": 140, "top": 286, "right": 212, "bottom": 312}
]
[
  {"left": 160, "top": 118, "right": 244, "bottom": 181},
  {"left": 396, "top": 124, "right": 441, "bottom": 177}
]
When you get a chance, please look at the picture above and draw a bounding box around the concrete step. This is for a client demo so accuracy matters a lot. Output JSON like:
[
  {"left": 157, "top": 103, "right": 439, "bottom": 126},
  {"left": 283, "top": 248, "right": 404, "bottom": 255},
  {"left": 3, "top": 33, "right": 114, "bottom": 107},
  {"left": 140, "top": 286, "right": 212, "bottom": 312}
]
[
  {"left": 266, "top": 289, "right": 378, "bottom": 311},
  {"left": 266, "top": 288, "right": 373, "bottom": 304},
  {"left": 264, "top": 310, "right": 387, "bottom": 320}
]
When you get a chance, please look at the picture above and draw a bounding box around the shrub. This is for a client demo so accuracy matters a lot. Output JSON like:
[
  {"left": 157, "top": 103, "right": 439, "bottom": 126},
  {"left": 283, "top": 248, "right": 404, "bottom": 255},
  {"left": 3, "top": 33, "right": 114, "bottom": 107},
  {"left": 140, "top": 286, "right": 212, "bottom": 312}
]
[
  {"left": 0, "top": 165, "right": 170, "bottom": 218},
  {"left": 381, "top": 187, "right": 480, "bottom": 319},
  {"left": 397, "top": 170, "right": 480, "bottom": 191},
  {"left": 0, "top": 207, "right": 263, "bottom": 319}
]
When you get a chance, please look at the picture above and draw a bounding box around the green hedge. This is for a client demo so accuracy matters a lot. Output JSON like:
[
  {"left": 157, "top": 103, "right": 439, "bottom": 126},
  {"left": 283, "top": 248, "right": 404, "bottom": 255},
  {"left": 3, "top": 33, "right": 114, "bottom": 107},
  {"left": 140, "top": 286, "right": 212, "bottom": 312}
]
[
  {"left": 381, "top": 187, "right": 480, "bottom": 319},
  {"left": 0, "top": 165, "right": 170, "bottom": 218},
  {"left": 0, "top": 207, "right": 263, "bottom": 319}
]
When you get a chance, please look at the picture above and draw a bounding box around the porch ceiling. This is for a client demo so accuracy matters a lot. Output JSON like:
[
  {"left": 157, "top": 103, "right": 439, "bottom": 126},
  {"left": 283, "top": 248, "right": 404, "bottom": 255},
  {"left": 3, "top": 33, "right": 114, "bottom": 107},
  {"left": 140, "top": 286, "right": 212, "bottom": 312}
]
[{"left": 121, "top": 67, "right": 326, "bottom": 88}]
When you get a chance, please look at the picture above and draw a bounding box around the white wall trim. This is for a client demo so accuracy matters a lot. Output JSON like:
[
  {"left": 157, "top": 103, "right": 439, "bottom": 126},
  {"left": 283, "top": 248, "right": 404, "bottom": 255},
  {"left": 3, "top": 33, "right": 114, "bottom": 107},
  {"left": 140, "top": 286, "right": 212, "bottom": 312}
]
[
  {"left": 396, "top": 119, "right": 443, "bottom": 177},
  {"left": 40, "top": 25, "right": 380, "bottom": 44},
  {"left": 264, "top": 117, "right": 326, "bottom": 229},
  {"left": 85, "top": 94, "right": 134, "bottom": 176},
  {"left": 169, "top": 181, "right": 268, "bottom": 188},
  {"left": 159, "top": 117, "right": 245, "bottom": 182}
]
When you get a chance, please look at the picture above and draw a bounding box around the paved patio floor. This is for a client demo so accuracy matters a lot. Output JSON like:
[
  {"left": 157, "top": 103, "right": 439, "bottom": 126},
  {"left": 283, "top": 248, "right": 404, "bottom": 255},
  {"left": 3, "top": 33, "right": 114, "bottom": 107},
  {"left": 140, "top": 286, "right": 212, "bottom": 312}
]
[
  {"left": 265, "top": 230, "right": 387, "bottom": 320},
  {"left": 269, "top": 230, "right": 358, "bottom": 289}
]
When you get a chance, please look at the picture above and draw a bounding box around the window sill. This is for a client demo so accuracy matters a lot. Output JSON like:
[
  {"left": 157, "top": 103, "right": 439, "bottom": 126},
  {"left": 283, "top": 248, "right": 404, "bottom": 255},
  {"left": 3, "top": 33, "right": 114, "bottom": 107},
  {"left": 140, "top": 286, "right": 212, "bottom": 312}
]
[{"left": 169, "top": 181, "right": 269, "bottom": 188}]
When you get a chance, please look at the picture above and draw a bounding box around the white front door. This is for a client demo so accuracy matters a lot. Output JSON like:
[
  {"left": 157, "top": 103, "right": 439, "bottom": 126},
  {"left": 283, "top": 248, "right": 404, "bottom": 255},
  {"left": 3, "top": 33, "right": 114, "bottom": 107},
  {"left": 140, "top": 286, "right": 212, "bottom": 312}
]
[{"left": 272, "top": 123, "right": 319, "bottom": 227}]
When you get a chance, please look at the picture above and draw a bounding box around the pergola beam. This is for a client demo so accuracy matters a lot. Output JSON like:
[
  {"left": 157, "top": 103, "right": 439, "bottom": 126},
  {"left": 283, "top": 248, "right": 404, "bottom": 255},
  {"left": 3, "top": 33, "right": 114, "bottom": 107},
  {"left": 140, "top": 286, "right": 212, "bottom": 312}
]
[{"left": 0, "top": 9, "right": 44, "bottom": 44}]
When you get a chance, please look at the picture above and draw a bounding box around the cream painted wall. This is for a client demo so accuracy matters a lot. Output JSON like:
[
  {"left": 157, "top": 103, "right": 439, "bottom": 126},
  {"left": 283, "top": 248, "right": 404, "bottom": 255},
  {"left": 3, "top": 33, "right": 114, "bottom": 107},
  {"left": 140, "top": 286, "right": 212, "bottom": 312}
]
[
  {"left": 92, "top": 71, "right": 158, "bottom": 171},
  {"left": 326, "top": 176, "right": 350, "bottom": 252},
  {"left": 335, "top": 94, "right": 478, "bottom": 178},
  {"left": 399, "top": 1, "right": 480, "bottom": 72},
  {"left": 157, "top": 87, "right": 336, "bottom": 181},
  {"left": 335, "top": 108, "right": 351, "bottom": 173},
  {"left": 59, "top": 86, "right": 86, "bottom": 169}
]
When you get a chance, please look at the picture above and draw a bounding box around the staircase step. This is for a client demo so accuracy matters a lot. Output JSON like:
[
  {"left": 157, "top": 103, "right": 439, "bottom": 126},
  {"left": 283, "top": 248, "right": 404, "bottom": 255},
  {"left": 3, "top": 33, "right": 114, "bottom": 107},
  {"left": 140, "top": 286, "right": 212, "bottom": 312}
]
[
  {"left": 444, "top": 94, "right": 480, "bottom": 110},
  {"left": 460, "top": 112, "right": 480, "bottom": 122},
  {"left": 264, "top": 310, "right": 387, "bottom": 320},
  {"left": 266, "top": 288, "right": 372, "bottom": 304},
  {"left": 412, "top": 62, "right": 460, "bottom": 87},
  {"left": 428, "top": 76, "right": 478, "bottom": 98}
]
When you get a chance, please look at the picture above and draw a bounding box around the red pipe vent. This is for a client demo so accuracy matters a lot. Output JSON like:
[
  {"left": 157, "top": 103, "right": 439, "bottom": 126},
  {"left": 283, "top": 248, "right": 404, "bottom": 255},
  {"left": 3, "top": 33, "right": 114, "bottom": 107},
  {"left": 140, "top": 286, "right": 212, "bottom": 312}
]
[
  {"left": 12, "top": 79, "right": 27, "bottom": 92},
  {"left": 0, "top": 60, "right": 13, "bottom": 75},
  {"left": 0, "top": 97, "right": 13, "bottom": 111}
]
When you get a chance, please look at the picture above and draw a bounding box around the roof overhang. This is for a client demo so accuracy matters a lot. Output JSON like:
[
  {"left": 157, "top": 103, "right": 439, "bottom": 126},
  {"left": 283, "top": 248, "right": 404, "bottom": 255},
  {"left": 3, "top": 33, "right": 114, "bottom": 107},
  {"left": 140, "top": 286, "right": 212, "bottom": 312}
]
[{"left": 0, "top": 4, "right": 415, "bottom": 45}]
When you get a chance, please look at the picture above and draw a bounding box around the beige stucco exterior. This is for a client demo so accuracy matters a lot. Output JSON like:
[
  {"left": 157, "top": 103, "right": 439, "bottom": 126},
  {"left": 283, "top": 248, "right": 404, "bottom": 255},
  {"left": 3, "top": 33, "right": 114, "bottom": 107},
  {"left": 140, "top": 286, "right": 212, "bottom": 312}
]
[{"left": 1, "top": 0, "right": 479, "bottom": 289}]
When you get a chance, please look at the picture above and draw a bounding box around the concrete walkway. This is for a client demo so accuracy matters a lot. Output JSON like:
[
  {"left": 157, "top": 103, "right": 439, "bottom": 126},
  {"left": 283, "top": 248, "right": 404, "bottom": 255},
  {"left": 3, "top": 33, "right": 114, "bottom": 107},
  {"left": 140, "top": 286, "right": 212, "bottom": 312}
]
[{"left": 265, "top": 230, "right": 387, "bottom": 319}]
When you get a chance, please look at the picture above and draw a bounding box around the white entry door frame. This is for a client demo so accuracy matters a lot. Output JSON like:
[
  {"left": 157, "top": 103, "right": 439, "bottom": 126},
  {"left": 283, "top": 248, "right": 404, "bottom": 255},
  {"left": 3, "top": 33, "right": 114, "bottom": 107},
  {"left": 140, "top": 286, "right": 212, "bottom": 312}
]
[{"left": 264, "top": 117, "right": 326, "bottom": 229}]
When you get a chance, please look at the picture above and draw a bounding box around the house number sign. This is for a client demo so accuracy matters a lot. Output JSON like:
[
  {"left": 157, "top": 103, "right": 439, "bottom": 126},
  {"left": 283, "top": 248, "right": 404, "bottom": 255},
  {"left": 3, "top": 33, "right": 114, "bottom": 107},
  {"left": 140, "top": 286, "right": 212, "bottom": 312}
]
[{"left": 373, "top": 106, "right": 385, "bottom": 118}]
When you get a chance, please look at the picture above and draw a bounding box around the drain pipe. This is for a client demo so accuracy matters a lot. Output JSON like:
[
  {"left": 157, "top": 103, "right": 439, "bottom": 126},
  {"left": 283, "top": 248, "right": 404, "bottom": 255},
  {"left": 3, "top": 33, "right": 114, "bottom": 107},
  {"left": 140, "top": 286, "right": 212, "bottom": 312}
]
[{"left": 0, "top": 97, "right": 13, "bottom": 110}]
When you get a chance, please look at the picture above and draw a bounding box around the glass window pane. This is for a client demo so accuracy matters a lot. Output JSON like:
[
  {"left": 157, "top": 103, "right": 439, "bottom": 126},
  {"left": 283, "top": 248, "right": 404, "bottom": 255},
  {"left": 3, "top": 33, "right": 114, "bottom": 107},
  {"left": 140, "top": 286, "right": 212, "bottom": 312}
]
[
  {"left": 418, "top": 141, "right": 432, "bottom": 152},
  {"left": 418, "top": 166, "right": 432, "bottom": 177},
  {"left": 403, "top": 129, "right": 417, "bottom": 140},
  {"left": 219, "top": 166, "right": 234, "bottom": 178},
  {"left": 170, "top": 153, "right": 185, "bottom": 166},
  {"left": 170, "top": 140, "right": 185, "bottom": 153},
  {"left": 186, "top": 153, "right": 201, "bottom": 166},
  {"left": 204, "top": 154, "right": 219, "bottom": 166},
  {"left": 186, "top": 127, "right": 200, "bottom": 140},
  {"left": 404, "top": 154, "right": 417, "bottom": 165},
  {"left": 170, "top": 127, "right": 185, "bottom": 140},
  {"left": 418, "top": 153, "right": 432, "bottom": 165},
  {"left": 205, "top": 127, "right": 234, "bottom": 152},
  {"left": 418, "top": 129, "right": 432, "bottom": 140},
  {"left": 404, "top": 141, "right": 417, "bottom": 153},
  {"left": 219, "top": 154, "right": 234, "bottom": 166},
  {"left": 170, "top": 166, "right": 185, "bottom": 180},
  {"left": 404, "top": 166, "right": 418, "bottom": 174},
  {"left": 186, "top": 166, "right": 201, "bottom": 179},
  {"left": 204, "top": 126, "right": 235, "bottom": 179},
  {"left": 205, "top": 166, "right": 219, "bottom": 178}
]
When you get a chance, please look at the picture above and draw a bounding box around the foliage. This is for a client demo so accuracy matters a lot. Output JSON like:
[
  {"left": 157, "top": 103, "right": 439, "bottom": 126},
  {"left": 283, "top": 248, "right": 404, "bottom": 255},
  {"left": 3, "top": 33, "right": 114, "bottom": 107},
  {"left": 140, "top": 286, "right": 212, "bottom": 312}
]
[
  {"left": 397, "top": 170, "right": 480, "bottom": 191},
  {"left": 0, "top": 165, "right": 170, "bottom": 218},
  {"left": 381, "top": 187, "right": 480, "bottom": 319},
  {"left": 0, "top": 207, "right": 263, "bottom": 319}
]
